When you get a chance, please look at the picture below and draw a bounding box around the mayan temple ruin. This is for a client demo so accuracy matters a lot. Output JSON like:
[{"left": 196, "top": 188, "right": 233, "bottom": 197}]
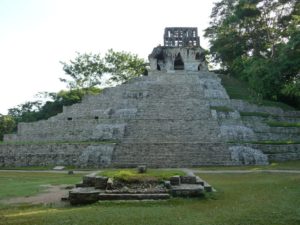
[{"left": 1, "top": 27, "right": 300, "bottom": 168}]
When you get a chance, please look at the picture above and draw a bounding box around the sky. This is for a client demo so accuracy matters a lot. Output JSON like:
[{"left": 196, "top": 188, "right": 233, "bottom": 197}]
[{"left": 0, "top": 0, "right": 215, "bottom": 114}]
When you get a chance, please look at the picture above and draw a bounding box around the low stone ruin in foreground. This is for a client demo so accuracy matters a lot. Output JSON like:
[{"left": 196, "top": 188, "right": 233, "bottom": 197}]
[{"left": 67, "top": 170, "right": 212, "bottom": 205}]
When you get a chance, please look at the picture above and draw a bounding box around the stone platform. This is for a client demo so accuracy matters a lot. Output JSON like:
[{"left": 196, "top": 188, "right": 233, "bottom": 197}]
[{"left": 68, "top": 172, "right": 212, "bottom": 205}]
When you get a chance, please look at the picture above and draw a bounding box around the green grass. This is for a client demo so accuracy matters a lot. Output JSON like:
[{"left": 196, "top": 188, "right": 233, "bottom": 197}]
[
  {"left": 210, "top": 106, "right": 234, "bottom": 112},
  {"left": 0, "top": 172, "right": 299, "bottom": 225},
  {"left": 267, "top": 121, "right": 300, "bottom": 127},
  {"left": 220, "top": 75, "right": 295, "bottom": 110},
  {"left": 0, "top": 172, "right": 83, "bottom": 200},
  {"left": 253, "top": 140, "right": 300, "bottom": 144},
  {"left": 228, "top": 140, "right": 300, "bottom": 145},
  {"left": 0, "top": 166, "right": 54, "bottom": 171},
  {"left": 196, "top": 160, "right": 300, "bottom": 171},
  {"left": 99, "top": 169, "right": 185, "bottom": 182},
  {"left": 240, "top": 111, "right": 272, "bottom": 117}
]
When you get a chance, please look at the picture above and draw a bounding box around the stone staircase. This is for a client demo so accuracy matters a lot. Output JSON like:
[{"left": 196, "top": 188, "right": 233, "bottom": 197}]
[
  {"left": 210, "top": 99, "right": 300, "bottom": 162},
  {"left": 1, "top": 70, "right": 299, "bottom": 167}
]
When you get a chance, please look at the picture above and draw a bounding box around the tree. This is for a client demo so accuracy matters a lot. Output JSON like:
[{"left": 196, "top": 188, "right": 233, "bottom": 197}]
[
  {"left": 7, "top": 88, "right": 102, "bottom": 124},
  {"left": 8, "top": 101, "right": 43, "bottom": 123},
  {"left": 205, "top": 0, "right": 299, "bottom": 107},
  {"left": 105, "top": 49, "right": 147, "bottom": 85},
  {"left": 60, "top": 50, "right": 147, "bottom": 89},
  {"left": 6, "top": 49, "right": 146, "bottom": 129},
  {"left": 60, "top": 52, "right": 105, "bottom": 90},
  {"left": 0, "top": 114, "right": 16, "bottom": 141}
]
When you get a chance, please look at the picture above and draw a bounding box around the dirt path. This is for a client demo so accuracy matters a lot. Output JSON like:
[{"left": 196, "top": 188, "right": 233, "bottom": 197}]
[{"left": 1, "top": 184, "right": 71, "bottom": 205}]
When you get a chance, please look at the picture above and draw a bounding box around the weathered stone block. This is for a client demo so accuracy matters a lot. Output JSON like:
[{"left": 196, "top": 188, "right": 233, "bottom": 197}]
[
  {"left": 170, "top": 184, "right": 204, "bottom": 197},
  {"left": 106, "top": 178, "right": 113, "bottom": 190},
  {"left": 180, "top": 176, "right": 196, "bottom": 184},
  {"left": 94, "top": 176, "right": 108, "bottom": 189},
  {"left": 82, "top": 175, "right": 96, "bottom": 186},
  {"left": 164, "top": 181, "right": 171, "bottom": 189},
  {"left": 203, "top": 182, "right": 213, "bottom": 192},
  {"left": 170, "top": 176, "right": 181, "bottom": 186},
  {"left": 98, "top": 193, "right": 170, "bottom": 201},
  {"left": 69, "top": 188, "right": 100, "bottom": 205}
]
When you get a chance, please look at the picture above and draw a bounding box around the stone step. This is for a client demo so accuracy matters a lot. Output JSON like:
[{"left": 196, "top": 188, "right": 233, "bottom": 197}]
[
  {"left": 170, "top": 184, "right": 204, "bottom": 197},
  {"left": 69, "top": 188, "right": 101, "bottom": 205},
  {"left": 98, "top": 193, "right": 170, "bottom": 200}
]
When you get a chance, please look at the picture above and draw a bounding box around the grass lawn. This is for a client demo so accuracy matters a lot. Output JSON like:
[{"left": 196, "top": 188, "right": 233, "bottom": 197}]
[
  {"left": 0, "top": 171, "right": 299, "bottom": 225},
  {"left": 0, "top": 172, "right": 83, "bottom": 200},
  {"left": 196, "top": 160, "right": 300, "bottom": 171}
]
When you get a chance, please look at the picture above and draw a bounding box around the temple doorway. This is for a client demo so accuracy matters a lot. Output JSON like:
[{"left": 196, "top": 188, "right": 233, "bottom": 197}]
[{"left": 174, "top": 53, "right": 184, "bottom": 70}]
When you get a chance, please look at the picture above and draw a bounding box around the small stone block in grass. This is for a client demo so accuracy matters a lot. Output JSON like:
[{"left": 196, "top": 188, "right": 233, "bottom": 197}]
[
  {"left": 204, "top": 182, "right": 213, "bottom": 192},
  {"left": 137, "top": 165, "right": 147, "bottom": 173}
]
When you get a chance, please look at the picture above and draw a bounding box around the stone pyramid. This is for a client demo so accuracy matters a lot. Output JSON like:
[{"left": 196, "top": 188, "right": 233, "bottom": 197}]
[{"left": 1, "top": 27, "right": 299, "bottom": 167}]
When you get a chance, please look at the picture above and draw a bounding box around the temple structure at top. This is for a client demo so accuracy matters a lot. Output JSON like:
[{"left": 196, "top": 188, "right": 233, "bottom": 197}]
[
  {"left": 149, "top": 27, "right": 207, "bottom": 72},
  {"left": 164, "top": 27, "right": 200, "bottom": 47}
]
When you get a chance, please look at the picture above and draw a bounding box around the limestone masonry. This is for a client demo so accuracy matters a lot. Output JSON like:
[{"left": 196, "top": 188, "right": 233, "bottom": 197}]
[{"left": 1, "top": 27, "right": 299, "bottom": 167}]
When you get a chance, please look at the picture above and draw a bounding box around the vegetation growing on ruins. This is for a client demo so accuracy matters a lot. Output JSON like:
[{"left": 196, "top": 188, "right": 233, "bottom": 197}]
[
  {"left": 205, "top": 0, "right": 300, "bottom": 108},
  {"left": 266, "top": 121, "right": 300, "bottom": 127},
  {"left": 0, "top": 171, "right": 299, "bottom": 225},
  {"left": 219, "top": 74, "right": 296, "bottom": 110},
  {"left": 239, "top": 111, "right": 273, "bottom": 117},
  {"left": 229, "top": 140, "right": 300, "bottom": 145},
  {"left": 0, "top": 115, "right": 15, "bottom": 141},
  {"left": 196, "top": 160, "right": 300, "bottom": 170},
  {"left": 99, "top": 169, "right": 185, "bottom": 182}
]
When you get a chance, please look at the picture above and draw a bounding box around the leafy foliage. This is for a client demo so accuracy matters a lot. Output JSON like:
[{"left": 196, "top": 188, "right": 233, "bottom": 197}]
[
  {"left": 60, "top": 49, "right": 147, "bottom": 88},
  {"left": 205, "top": 0, "right": 300, "bottom": 108},
  {"left": 0, "top": 115, "right": 16, "bottom": 141},
  {"left": 105, "top": 49, "right": 147, "bottom": 85},
  {"left": 60, "top": 53, "right": 105, "bottom": 89},
  {"left": 7, "top": 88, "right": 101, "bottom": 131}
]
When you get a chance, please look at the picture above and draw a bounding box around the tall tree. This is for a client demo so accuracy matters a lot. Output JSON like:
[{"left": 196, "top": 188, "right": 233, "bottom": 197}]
[
  {"left": 205, "top": 0, "right": 299, "bottom": 105},
  {"left": 60, "top": 52, "right": 105, "bottom": 90},
  {"left": 60, "top": 49, "right": 147, "bottom": 89},
  {"left": 105, "top": 49, "right": 147, "bottom": 85}
]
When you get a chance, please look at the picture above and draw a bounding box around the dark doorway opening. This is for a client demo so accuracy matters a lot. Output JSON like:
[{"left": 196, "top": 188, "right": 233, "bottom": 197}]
[
  {"left": 198, "top": 64, "right": 201, "bottom": 71},
  {"left": 157, "top": 64, "right": 161, "bottom": 71},
  {"left": 174, "top": 53, "right": 184, "bottom": 70}
]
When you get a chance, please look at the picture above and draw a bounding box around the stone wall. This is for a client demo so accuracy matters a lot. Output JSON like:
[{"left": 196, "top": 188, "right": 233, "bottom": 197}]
[
  {"left": 0, "top": 143, "right": 115, "bottom": 167},
  {"left": 2, "top": 69, "right": 299, "bottom": 167}
]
